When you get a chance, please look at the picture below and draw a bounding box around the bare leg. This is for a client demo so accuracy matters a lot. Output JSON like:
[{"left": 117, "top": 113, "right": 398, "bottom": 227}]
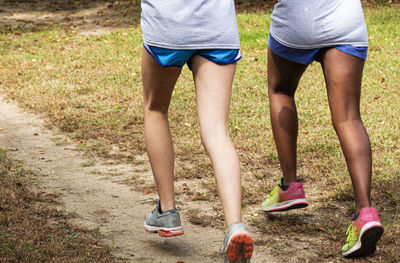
[
  {"left": 191, "top": 56, "right": 241, "bottom": 228},
  {"left": 142, "top": 48, "right": 182, "bottom": 212},
  {"left": 321, "top": 48, "right": 371, "bottom": 212},
  {"left": 268, "top": 48, "right": 308, "bottom": 185}
]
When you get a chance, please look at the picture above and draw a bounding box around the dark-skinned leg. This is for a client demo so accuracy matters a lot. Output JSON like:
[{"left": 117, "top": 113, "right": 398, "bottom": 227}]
[
  {"left": 320, "top": 48, "right": 371, "bottom": 212},
  {"left": 142, "top": 48, "right": 182, "bottom": 212},
  {"left": 268, "top": 48, "right": 308, "bottom": 185}
]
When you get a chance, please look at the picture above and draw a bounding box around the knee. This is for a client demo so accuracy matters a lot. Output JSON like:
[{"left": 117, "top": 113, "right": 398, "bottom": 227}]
[
  {"left": 143, "top": 100, "right": 169, "bottom": 116},
  {"left": 199, "top": 125, "right": 229, "bottom": 150},
  {"left": 268, "top": 79, "right": 298, "bottom": 97},
  {"left": 331, "top": 115, "right": 363, "bottom": 134}
]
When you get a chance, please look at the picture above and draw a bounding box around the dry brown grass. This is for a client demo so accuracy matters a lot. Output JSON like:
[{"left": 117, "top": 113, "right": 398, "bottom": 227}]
[
  {"left": 0, "top": 149, "right": 117, "bottom": 262},
  {"left": 0, "top": 2, "right": 399, "bottom": 262}
]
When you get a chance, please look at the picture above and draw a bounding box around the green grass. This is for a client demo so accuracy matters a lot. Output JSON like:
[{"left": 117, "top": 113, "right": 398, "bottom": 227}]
[{"left": 0, "top": 2, "right": 399, "bottom": 262}]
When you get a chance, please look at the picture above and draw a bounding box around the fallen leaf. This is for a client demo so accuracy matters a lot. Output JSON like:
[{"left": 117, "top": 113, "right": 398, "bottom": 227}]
[
  {"left": 143, "top": 190, "right": 150, "bottom": 195},
  {"left": 45, "top": 193, "right": 56, "bottom": 199},
  {"left": 91, "top": 244, "right": 104, "bottom": 249}
]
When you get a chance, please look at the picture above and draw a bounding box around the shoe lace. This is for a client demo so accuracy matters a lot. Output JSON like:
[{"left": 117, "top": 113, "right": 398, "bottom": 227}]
[
  {"left": 269, "top": 186, "right": 279, "bottom": 197},
  {"left": 345, "top": 225, "right": 352, "bottom": 242},
  {"left": 345, "top": 224, "right": 358, "bottom": 244}
]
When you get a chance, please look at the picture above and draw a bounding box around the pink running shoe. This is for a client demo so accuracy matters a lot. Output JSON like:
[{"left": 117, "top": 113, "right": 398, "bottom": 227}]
[
  {"left": 262, "top": 180, "right": 309, "bottom": 212},
  {"left": 342, "top": 207, "right": 384, "bottom": 257}
]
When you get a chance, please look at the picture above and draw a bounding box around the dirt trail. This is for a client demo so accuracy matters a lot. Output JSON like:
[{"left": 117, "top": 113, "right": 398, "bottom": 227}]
[
  {"left": 0, "top": 96, "right": 276, "bottom": 262},
  {"left": 0, "top": 0, "right": 137, "bottom": 35},
  {"left": 0, "top": 1, "right": 277, "bottom": 261}
]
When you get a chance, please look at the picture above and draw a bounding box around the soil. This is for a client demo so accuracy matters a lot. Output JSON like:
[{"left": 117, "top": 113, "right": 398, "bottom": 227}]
[
  {"left": 0, "top": 0, "right": 133, "bottom": 35},
  {"left": 0, "top": 96, "right": 278, "bottom": 262},
  {"left": 0, "top": 1, "right": 277, "bottom": 262}
]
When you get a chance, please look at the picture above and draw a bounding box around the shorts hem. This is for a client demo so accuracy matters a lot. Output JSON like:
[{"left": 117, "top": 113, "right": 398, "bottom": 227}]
[{"left": 143, "top": 43, "right": 184, "bottom": 68}]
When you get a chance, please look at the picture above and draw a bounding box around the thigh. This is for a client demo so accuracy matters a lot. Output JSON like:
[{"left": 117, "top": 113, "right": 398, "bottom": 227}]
[
  {"left": 268, "top": 48, "right": 308, "bottom": 97},
  {"left": 190, "top": 55, "right": 236, "bottom": 130},
  {"left": 141, "top": 47, "right": 182, "bottom": 112},
  {"left": 320, "top": 48, "right": 365, "bottom": 123}
]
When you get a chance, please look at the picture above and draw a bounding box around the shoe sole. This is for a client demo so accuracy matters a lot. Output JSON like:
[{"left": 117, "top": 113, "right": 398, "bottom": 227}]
[
  {"left": 343, "top": 221, "right": 384, "bottom": 257},
  {"left": 144, "top": 223, "right": 184, "bottom": 237},
  {"left": 262, "top": 198, "right": 309, "bottom": 212},
  {"left": 225, "top": 233, "right": 253, "bottom": 263}
]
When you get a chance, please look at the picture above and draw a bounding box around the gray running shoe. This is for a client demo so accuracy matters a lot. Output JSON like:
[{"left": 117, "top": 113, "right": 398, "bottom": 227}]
[
  {"left": 221, "top": 222, "right": 253, "bottom": 263},
  {"left": 144, "top": 200, "right": 183, "bottom": 237}
]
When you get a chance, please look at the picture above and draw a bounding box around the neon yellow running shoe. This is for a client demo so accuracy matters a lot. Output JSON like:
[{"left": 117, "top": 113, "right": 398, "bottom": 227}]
[
  {"left": 262, "top": 179, "right": 308, "bottom": 212},
  {"left": 342, "top": 207, "right": 384, "bottom": 257}
]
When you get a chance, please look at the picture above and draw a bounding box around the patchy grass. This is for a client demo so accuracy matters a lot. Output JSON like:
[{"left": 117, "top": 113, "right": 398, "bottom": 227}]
[
  {"left": 0, "top": 2, "right": 399, "bottom": 262},
  {"left": 0, "top": 149, "right": 116, "bottom": 262}
]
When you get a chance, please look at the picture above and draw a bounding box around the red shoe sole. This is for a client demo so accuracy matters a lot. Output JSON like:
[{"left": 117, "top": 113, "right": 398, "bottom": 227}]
[
  {"left": 226, "top": 233, "right": 254, "bottom": 261},
  {"left": 144, "top": 227, "right": 183, "bottom": 237},
  {"left": 158, "top": 229, "right": 184, "bottom": 237}
]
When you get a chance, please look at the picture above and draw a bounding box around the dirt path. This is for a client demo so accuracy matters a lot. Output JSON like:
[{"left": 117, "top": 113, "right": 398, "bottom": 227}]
[
  {"left": 0, "top": 1, "right": 277, "bottom": 261},
  {"left": 0, "top": 97, "right": 277, "bottom": 262},
  {"left": 1, "top": 1, "right": 126, "bottom": 33}
]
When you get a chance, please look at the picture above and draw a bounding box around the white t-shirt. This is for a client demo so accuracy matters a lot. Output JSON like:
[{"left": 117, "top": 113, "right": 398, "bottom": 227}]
[
  {"left": 141, "top": 0, "right": 240, "bottom": 49},
  {"left": 270, "top": 0, "right": 369, "bottom": 49}
]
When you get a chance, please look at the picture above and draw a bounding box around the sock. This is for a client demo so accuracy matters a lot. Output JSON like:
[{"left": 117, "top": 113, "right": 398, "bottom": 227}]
[
  {"left": 352, "top": 212, "right": 360, "bottom": 221},
  {"left": 158, "top": 201, "right": 177, "bottom": 214},
  {"left": 279, "top": 178, "right": 289, "bottom": 191}
]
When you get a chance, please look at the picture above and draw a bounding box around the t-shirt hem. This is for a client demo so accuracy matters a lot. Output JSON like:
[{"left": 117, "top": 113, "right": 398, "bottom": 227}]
[
  {"left": 270, "top": 32, "right": 368, "bottom": 49},
  {"left": 143, "top": 39, "right": 240, "bottom": 50}
]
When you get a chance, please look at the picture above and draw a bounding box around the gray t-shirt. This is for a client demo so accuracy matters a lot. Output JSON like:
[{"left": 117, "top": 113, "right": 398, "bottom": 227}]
[
  {"left": 141, "top": 0, "right": 240, "bottom": 49},
  {"left": 270, "top": 0, "right": 368, "bottom": 49}
]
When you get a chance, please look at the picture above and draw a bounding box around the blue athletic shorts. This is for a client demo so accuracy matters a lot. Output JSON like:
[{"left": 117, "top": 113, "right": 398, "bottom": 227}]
[
  {"left": 268, "top": 35, "right": 368, "bottom": 65},
  {"left": 143, "top": 43, "right": 242, "bottom": 70}
]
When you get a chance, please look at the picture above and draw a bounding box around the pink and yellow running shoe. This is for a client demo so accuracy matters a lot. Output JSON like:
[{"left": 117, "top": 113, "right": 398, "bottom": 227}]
[
  {"left": 262, "top": 180, "right": 309, "bottom": 212},
  {"left": 342, "top": 207, "right": 384, "bottom": 257}
]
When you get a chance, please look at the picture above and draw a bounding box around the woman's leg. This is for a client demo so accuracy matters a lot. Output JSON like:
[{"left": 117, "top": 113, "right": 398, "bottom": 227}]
[
  {"left": 268, "top": 48, "right": 308, "bottom": 185},
  {"left": 190, "top": 55, "right": 241, "bottom": 228},
  {"left": 320, "top": 48, "right": 371, "bottom": 212},
  {"left": 142, "top": 47, "right": 182, "bottom": 212}
]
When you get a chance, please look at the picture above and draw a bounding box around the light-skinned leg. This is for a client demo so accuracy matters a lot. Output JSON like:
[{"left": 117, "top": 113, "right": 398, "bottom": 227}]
[
  {"left": 141, "top": 48, "right": 182, "bottom": 213},
  {"left": 190, "top": 55, "right": 242, "bottom": 228},
  {"left": 320, "top": 48, "right": 372, "bottom": 212}
]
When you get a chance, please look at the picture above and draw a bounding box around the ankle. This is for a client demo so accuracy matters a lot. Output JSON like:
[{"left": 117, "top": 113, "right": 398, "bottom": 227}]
[
  {"left": 281, "top": 177, "right": 297, "bottom": 186},
  {"left": 159, "top": 201, "right": 176, "bottom": 213},
  {"left": 355, "top": 201, "right": 371, "bottom": 213}
]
